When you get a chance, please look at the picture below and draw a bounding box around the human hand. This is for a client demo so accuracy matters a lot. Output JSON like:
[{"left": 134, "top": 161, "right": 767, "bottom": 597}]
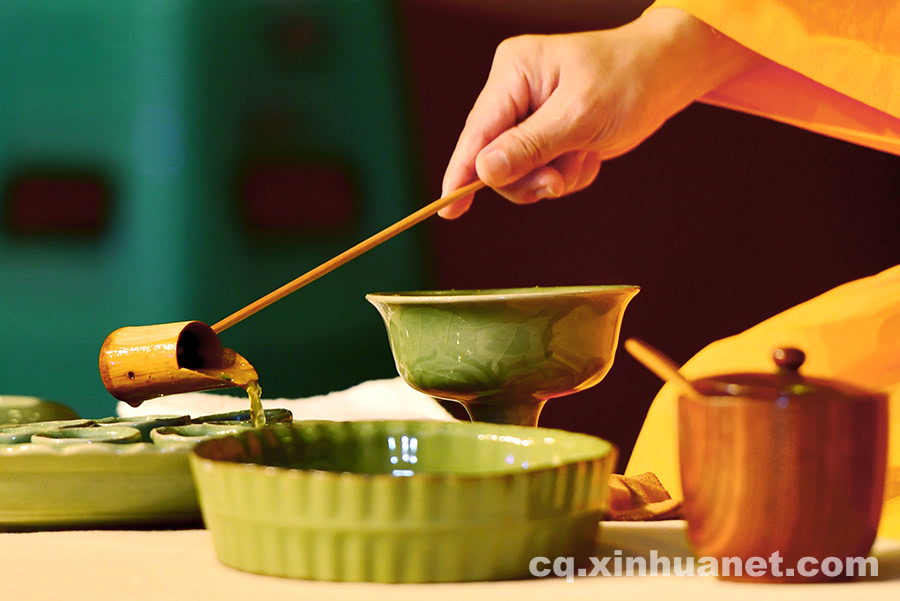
[{"left": 440, "top": 7, "right": 764, "bottom": 218}]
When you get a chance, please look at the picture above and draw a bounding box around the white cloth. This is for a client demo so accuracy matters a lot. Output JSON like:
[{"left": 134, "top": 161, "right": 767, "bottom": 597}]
[{"left": 117, "top": 378, "right": 457, "bottom": 423}]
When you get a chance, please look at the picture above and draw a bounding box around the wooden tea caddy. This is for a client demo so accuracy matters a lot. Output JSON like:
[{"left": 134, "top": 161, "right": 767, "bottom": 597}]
[{"left": 678, "top": 347, "right": 888, "bottom": 583}]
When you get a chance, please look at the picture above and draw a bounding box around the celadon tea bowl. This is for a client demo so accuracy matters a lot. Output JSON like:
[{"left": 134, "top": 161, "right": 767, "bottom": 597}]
[
  {"left": 189, "top": 420, "right": 618, "bottom": 583},
  {"left": 366, "top": 285, "right": 640, "bottom": 426}
]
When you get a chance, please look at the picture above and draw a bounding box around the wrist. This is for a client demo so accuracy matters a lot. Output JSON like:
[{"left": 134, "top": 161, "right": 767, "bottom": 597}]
[{"left": 629, "top": 7, "right": 765, "bottom": 107}]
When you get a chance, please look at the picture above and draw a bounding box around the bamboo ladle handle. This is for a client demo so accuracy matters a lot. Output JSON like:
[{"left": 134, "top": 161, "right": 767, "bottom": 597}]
[
  {"left": 624, "top": 337, "right": 706, "bottom": 402},
  {"left": 211, "top": 180, "right": 485, "bottom": 334}
]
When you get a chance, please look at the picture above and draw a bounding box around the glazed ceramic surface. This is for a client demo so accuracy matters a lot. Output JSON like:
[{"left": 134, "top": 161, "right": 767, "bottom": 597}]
[
  {"left": 31, "top": 425, "right": 143, "bottom": 446},
  {"left": 0, "top": 396, "right": 80, "bottom": 425},
  {"left": 367, "top": 286, "right": 639, "bottom": 425},
  {"left": 96, "top": 415, "right": 191, "bottom": 442},
  {"left": 0, "top": 409, "right": 291, "bottom": 529},
  {"left": 0, "top": 438, "right": 199, "bottom": 529},
  {"left": 190, "top": 420, "right": 617, "bottom": 583},
  {"left": 151, "top": 424, "right": 249, "bottom": 449},
  {"left": 0, "top": 420, "right": 93, "bottom": 444},
  {"left": 190, "top": 407, "right": 293, "bottom": 425}
]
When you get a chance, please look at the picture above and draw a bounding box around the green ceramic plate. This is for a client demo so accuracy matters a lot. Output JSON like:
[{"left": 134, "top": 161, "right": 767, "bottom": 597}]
[
  {"left": 0, "top": 409, "right": 291, "bottom": 530},
  {"left": 0, "top": 440, "right": 199, "bottom": 529},
  {"left": 190, "top": 420, "right": 618, "bottom": 583},
  {"left": 0, "top": 396, "right": 80, "bottom": 425}
]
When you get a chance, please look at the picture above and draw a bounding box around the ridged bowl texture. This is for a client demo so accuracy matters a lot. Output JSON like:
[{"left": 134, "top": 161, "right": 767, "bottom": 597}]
[{"left": 189, "top": 420, "right": 617, "bottom": 582}]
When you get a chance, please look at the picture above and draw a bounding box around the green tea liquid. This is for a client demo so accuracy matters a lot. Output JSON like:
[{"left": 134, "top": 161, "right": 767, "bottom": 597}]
[
  {"left": 195, "top": 348, "right": 266, "bottom": 427},
  {"left": 246, "top": 381, "right": 266, "bottom": 428}
]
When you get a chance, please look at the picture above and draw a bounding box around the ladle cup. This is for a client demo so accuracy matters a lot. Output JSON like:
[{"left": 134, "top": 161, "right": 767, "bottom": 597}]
[{"left": 99, "top": 321, "right": 257, "bottom": 406}]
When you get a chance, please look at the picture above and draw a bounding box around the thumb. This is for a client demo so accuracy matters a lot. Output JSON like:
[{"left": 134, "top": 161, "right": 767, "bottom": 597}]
[{"left": 474, "top": 96, "right": 578, "bottom": 189}]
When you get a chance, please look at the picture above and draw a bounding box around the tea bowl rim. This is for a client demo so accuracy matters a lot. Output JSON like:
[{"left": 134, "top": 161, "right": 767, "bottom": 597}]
[{"left": 366, "top": 284, "right": 640, "bottom": 305}]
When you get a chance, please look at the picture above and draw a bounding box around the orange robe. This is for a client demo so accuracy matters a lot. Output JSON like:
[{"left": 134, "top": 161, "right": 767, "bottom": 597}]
[
  {"left": 626, "top": 0, "right": 900, "bottom": 540},
  {"left": 650, "top": 0, "right": 900, "bottom": 154}
]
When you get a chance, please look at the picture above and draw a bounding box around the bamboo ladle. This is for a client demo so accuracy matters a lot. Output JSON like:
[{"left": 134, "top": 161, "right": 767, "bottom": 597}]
[
  {"left": 623, "top": 338, "right": 705, "bottom": 402},
  {"left": 99, "top": 181, "right": 486, "bottom": 406}
]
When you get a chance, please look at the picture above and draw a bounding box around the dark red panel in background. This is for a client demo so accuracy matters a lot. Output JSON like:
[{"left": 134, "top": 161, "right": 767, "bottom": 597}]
[
  {"left": 242, "top": 165, "right": 356, "bottom": 233},
  {"left": 5, "top": 174, "right": 108, "bottom": 234}
]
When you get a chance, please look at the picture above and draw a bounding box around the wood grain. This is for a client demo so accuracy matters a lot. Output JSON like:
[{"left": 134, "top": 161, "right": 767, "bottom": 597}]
[{"left": 678, "top": 386, "right": 887, "bottom": 582}]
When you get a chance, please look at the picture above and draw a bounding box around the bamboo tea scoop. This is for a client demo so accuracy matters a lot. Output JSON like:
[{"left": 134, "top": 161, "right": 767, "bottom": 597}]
[
  {"left": 100, "top": 181, "right": 486, "bottom": 406},
  {"left": 624, "top": 338, "right": 705, "bottom": 402}
]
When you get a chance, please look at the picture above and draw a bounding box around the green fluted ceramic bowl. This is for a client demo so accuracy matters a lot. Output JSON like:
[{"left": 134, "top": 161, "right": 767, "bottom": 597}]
[
  {"left": 367, "top": 286, "right": 639, "bottom": 426},
  {"left": 189, "top": 420, "right": 617, "bottom": 583}
]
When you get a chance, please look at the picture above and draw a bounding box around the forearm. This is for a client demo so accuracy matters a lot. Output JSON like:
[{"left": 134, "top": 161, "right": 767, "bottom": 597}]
[{"left": 628, "top": 7, "right": 768, "bottom": 113}]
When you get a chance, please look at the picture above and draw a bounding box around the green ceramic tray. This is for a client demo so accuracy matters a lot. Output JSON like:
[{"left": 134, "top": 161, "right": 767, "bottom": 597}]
[
  {"left": 0, "top": 440, "right": 200, "bottom": 529},
  {"left": 0, "top": 409, "right": 291, "bottom": 530},
  {"left": 0, "top": 395, "right": 80, "bottom": 425}
]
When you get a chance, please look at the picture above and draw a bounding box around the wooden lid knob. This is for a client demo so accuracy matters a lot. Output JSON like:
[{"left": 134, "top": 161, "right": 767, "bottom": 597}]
[{"left": 773, "top": 347, "right": 805, "bottom": 372}]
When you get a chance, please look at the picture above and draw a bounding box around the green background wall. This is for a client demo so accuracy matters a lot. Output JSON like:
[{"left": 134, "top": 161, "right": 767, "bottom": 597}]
[{"left": 0, "top": 0, "right": 424, "bottom": 418}]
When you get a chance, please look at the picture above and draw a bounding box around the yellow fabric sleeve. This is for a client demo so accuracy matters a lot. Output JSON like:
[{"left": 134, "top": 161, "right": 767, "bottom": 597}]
[
  {"left": 629, "top": 0, "right": 900, "bottom": 541},
  {"left": 647, "top": 0, "right": 900, "bottom": 156}
]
